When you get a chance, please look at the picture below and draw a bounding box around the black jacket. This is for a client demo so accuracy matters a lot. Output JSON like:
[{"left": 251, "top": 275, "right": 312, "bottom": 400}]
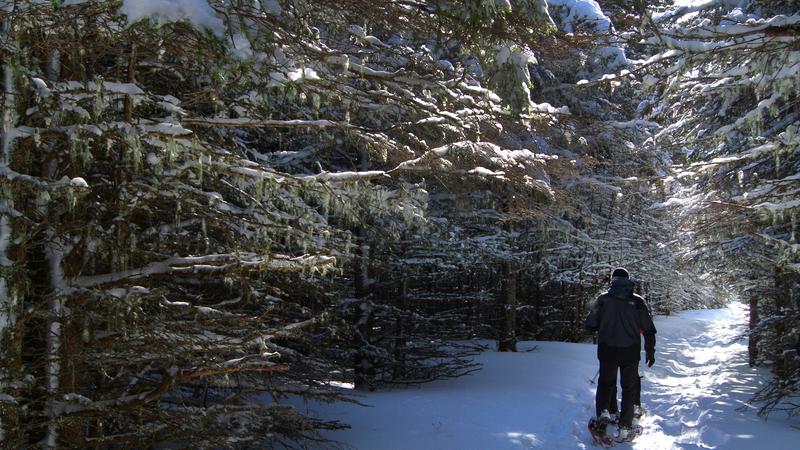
[{"left": 585, "top": 278, "right": 656, "bottom": 362}]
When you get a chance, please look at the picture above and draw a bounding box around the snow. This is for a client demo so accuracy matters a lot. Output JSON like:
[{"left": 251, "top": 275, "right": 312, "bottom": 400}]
[
  {"left": 665, "top": 14, "right": 800, "bottom": 38},
  {"left": 653, "top": 0, "right": 718, "bottom": 23},
  {"left": 53, "top": 80, "right": 145, "bottom": 96},
  {"left": 547, "top": 0, "right": 612, "bottom": 34},
  {"left": 496, "top": 45, "right": 536, "bottom": 67},
  {"left": 263, "top": 0, "right": 282, "bottom": 16},
  {"left": 577, "top": 176, "right": 623, "bottom": 193},
  {"left": 437, "top": 59, "right": 455, "bottom": 72},
  {"left": 69, "top": 177, "right": 88, "bottom": 188},
  {"left": 120, "top": 0, "right": 225, "bottom": 35},
  {"left": 349, "top": 25, "right": 389, "bottom": 48},
  {"left": 288, "top": 303, "right": 799, "bottom": 449},
  {"left": 229, "top": 33, "right": 253, "bottom": 59},
  {"left": 469, "top": 167, "right": 506, "bottom": 178},
  {"left": 598, "top": 46, "right": 630, "bottom": 70},
  {"left": 300, "top": 170, "right": 387, "bottom": 182},
  {"left": 139, "top": 122, "right": 193, "bottom": 137},
  {"left": 687, "top": 143, "right": 778, "bottom": 170},
  {"left": 609, "top": 119, "right": 661, "bottom": 130},
  {"left": 286, "top": 68, "right": 320, "bottom": 82},
  {"left": 531, "top": 102, "right": 570, "bottom": 115},
  {"left": 31, "top": 77, "right": 51, "bottom": 97},
  {"left": 61, "top": 103, "right": 90, "bottom": 119},
  {"left": 102, "top": 81, "right": 145, "bottom": 96},
  {"left": 752, "top": 198, "right": 800, "bottom": 213},
  {"left": 183, "top": 117, "right": 345, "bottom": 129}
]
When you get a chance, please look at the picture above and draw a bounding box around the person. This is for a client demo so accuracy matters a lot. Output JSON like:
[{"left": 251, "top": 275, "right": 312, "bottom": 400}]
[{"left": 585, "top": 268, "right": 656, "bottom": 442}]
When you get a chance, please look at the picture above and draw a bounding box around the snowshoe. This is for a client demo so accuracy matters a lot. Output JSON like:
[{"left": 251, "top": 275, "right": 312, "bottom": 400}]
[
  {"left": 599, "top": 410, "right": 614, "bottom": 423},
  {"left": 614, "top": 424, "right": 643, "bottom": 444},
  {"left": 588, "top": 417, "right": 614, "bottom": 448},
  {"left": 633, "top": 404, "right": 645, "bottom": 420}
]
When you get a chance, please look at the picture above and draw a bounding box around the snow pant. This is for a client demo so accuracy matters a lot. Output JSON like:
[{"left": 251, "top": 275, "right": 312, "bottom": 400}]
[
  {"left": 608, "top": 372, "right": 641, "bottom": 415},
  {"left": 596, "top": 358, "right": 639, "bottom": 428}
]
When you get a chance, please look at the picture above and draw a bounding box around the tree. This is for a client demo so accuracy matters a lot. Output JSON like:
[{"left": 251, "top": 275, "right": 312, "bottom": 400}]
[
  {"left": 638, "top": 0, "right": 800, "bottom": 417},
  {"left": 0, "top": 0, "right": 563, "bottom": 445}
]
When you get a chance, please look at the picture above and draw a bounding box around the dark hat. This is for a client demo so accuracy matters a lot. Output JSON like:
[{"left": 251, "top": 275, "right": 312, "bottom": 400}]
[{"left": 611, "top": 268, "right": 629, "bottom": 279}]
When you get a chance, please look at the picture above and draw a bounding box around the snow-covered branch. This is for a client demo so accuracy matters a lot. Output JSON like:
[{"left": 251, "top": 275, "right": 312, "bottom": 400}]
[{"left": 72, "top": 253, "right": 335, "bottom": 290}]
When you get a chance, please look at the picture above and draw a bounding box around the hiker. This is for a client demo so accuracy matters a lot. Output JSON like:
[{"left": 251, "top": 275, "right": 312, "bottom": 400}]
[{"left": 585, "top": 268, "right": 656, "bottom": 442}]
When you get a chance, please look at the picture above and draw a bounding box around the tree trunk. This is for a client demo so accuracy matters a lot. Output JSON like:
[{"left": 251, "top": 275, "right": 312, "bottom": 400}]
[
  {"left": 124, "top": 44, "right": 136, "bottom": 122},
  {"left": 393, "top": 278, "right": 409, "bottom": 379},
  {"left": 44, "top": 239, "right": 66, "bottom": 448},
  {"left": 0, "top": 216, "right": 21, "bottom": 449},
  {"left": 532, "top": 273, "right": 542, "bottom": 340},
  {"left": 0, "top": 14, "right": 22, "bottom": 445},
  {"left": 352, "top": 229, "right": 374, "bottom": 389},
  {"left": 748, "top": 295, "right": 759, "bottom": 367},
  {"left": 773, "top": 265, "right": 793, "bottom": 378},
  {"left": 498, "top": 261, "right": 517, "bottom": 352}
]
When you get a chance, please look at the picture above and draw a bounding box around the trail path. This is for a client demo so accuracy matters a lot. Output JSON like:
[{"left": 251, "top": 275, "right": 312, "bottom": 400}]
[
  {"left": 295, "top": 303, "right": 799, "bottom": 449},
  {"left": 632, "top": 303, "right": 797, "bottom": 449}
]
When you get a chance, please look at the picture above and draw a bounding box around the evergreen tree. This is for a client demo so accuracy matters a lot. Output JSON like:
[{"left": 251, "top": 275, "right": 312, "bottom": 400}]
[{"left": 639, "top": 0, "right": 800, "bottom": 417}]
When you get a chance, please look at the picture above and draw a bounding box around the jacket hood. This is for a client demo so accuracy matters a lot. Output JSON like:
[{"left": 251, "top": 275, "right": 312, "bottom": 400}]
[{"left": 608, "top": 277, "right": 635, "bottom": 299}]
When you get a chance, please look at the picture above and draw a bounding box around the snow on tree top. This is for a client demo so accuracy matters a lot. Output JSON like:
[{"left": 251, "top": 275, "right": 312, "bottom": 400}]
[
  {"left": 70, "top": 177, "right": 88, "bottom": 188},
  {"left": 120, "top": 0, "right": 225, "bottom": 34},
  {"left": 547, "top": 0, "right": 613, "bottom": 34}
]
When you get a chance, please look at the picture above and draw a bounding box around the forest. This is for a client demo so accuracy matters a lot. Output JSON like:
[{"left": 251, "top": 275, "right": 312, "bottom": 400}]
[{"left": 0, "top": 0, "right": 798, "bottom": 447}]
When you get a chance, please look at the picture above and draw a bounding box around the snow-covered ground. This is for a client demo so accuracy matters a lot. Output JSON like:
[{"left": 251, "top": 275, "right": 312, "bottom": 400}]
[{"left": 291, "top": 303, "right": 799, "bottom": 449}]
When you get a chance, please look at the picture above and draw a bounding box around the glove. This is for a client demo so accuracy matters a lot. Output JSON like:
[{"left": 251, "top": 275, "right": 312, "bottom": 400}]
[{"left": 646, "top": 351, "right": 655, "bottom": 368}]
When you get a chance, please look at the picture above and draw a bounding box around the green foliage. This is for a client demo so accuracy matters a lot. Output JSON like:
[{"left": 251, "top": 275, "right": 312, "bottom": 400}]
[{"left": 486, "top": 44, "right": 536, "bottom": 116}]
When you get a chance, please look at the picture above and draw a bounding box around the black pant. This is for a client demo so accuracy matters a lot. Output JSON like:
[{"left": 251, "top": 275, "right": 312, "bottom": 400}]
[
  {"left": 608, "top": 373, "right": 641, "bottom": 415},
  {"left": 596, "top": 358, "right": 639, "bottom": 427}
]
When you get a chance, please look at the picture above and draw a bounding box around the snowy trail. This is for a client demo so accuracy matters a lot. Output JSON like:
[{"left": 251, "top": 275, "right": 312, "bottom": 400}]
[
  {"left": 294, "top": 303, "right": 799, "bottom": 449},
  {"left": 634, "top": 303, "right": 797, "bottom": 449}
]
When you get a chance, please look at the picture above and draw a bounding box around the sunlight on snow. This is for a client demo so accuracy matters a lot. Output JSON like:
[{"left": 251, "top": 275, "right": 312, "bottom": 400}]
[
  {"left": 636, "top": 302, "right": 769, "bottom": 449},
  {"left": 505, "top": 432, "right": 541, "bottom": 447},
  {"left": 323, "top": 380, "right": 355, "bottom": 389}
]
